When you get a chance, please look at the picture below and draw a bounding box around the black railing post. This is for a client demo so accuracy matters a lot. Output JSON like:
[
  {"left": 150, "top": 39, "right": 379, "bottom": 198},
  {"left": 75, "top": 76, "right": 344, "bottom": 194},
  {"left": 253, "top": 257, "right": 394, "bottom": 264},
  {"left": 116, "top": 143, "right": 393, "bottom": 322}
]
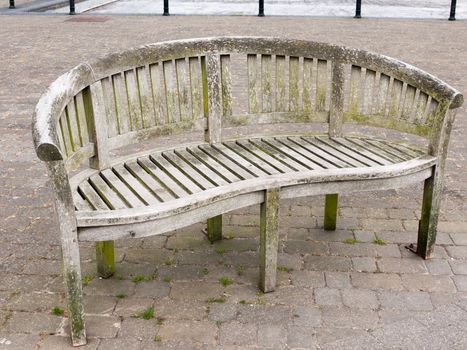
[
  {"left": 258, "top": 0, "right": 264, "bottom": 17},
  {"left": 163, "top": 0, "right": 169, "bottom": 16},
  {"left": 354, "top": 0, "right": 361, "bottom": 18},
  {"left": 69, "top": 0, "right": 75, "bottom": 14},
  {"left": 9, "top": 0, "right": 15, "bottom": 8},
  {"left": 449, "top": 0, "right": 457, "bottom": 20}
]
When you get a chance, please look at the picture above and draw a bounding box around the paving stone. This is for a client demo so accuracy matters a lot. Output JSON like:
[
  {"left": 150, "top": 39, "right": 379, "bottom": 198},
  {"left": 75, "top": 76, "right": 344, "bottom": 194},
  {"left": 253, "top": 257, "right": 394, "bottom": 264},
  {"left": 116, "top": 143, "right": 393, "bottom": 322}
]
[
  {"left": 377, "top": 257, "right": 427, "bottom": 274},
  {"left": 119, "top": 317, "right": 158, "bottom": 340},
  {"left": 153, "top": 299, "right": 207, "bottom": 321},
  {"left": 166, "top": 232, "right": 209, "bottom": 250},
  {"left": 370, "top": 318, "right": 429, "bottom": 349},
  {"left": 262, "top": 286, "right": 314, "bottom": 306},
  {"left": 378, "top": 291, "right": 433, "bottom": 311},
  {"left": 237, "top": 304, "right": 291, "bottom": 324},
  {"left": 304, "top": 255, "right": 352, "bottom": 272},
  {"left": 329, "top": 242, "right": 374, "bottom": 257},
  {"left": 207, "top": 303, "right": 237, "bottom": 322},
  {"left": 401, "top": 274, "right": 457, "bottom": 292},
  {"left": 290, "top": 270, "right": 325, "bottom": 288},
  {"left": 0, "top": 334, "right": 39, "bottom": 350},
  {"left": 352, "top": 257, "right": 377, "bottom": 272},
  {"left": 284, "top": 241, "right": 329, "bottom": 255},
  {"left": 84, "top": 315, "right": 121, "bottom": 338},
  {"left": 157, "top": 321, "right": 217, "bottom": 345},
  {"left": 374, "top": 244, "right": 402, "bottom": 258},
  {"left": 324, "top": 272, "right": 352, "bottom": 289},
  {"left": 351, "top": 272, "right": 403, "bottom": 291},
  {"left": 114, "top": 298, "right": 154, "bottom": 318},
  {"left": 314, "top": 288, "right": 342, "bottom": 307},
  {"left": 170, "top": 281, "right": 223, "bottom": 301},
  {"left": 84, "top": 295, "right": 117, "bottom": 315},
  {"left": 315, "top": 327, "right": 368, "bottom": 346},
  {"left": 114, "top": 263, "right": 158, "bottom": 280},
  {"left": 4, "top": 311, "right": 62, "bottom": 334},
  {"left": 341, "top": 289, "right": 379, "bottom": 309},
  {"left": 450, "top": 233, "right": 467, "bottom": 246},
  {"left": 308, "top": 229, "right": 352, "bottom": 242},
  {"left": 352, "top": 230, "right": 376, "bottom": 243},
  {"left": 277, "top": 253, "right": 303, "bottom": 271},
  {"left": 446, "top": 246, "right": 467, "bottom": 259},
  {"left": 8, "top": 292, "right": 65, "bottom": 313},
  {"left": 452, "top": 275, "right": 467, "bottom": 292},
  {"left": 291, "top": 306, "right": 322, "bottom": 327},
  {"left": 287, "top": 325, "right": 318, "bottom": 348},
  {"left": 450, "top": 260, "right": 467, "bottom": 275},
  {"left": 257, "top": 323, "right": 287, "bottom": 347},
  {"left": 125, "top": 249, "right": 174, "bottom": 265},
  {"left": 219, "top": 321, "right": 257, "bottom": 346},
  {"left": 134, "top": 281, "right": 170, "bottom": 299},
  {"left": 98, "top": 337, "right": 146, "bottom": 350},
  {"left": 37, "top": 335, "right": 99, "bottom": 349},
  {"left": 321, "top": 306, "right": 379, "bottom": 330},
  {"left": 84, "top": 279, "right": 135, "bottom": 297},
  {"left": 378, "top": 309, "right": 424, "bottom": 326},
  {"left": 141, "top": 235, "right": 167, "bottom": 249},
  {"left": 425, "top": 259, "right": 453, "bottom": 275}
]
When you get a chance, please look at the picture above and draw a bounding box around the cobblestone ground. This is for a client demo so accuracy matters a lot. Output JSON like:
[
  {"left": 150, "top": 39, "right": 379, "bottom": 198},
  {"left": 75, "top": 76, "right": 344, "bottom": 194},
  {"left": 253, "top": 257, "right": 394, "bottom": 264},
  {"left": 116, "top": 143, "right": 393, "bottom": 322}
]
[{"left": 0, "top": 16, "right": 466, "bottom": 349}]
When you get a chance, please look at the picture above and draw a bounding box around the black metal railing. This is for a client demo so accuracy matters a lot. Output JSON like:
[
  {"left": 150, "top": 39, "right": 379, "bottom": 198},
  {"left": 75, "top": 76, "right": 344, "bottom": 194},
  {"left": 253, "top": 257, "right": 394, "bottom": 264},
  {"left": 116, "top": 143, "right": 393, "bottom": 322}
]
[{"left": 61, "top": 0, "right": 462, "bottom": 21}]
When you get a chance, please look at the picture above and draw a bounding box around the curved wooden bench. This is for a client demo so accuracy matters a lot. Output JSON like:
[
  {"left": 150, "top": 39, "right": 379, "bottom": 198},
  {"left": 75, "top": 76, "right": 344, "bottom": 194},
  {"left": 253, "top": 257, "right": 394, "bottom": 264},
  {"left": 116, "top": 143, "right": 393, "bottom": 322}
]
[{"left": 32, "top": 37, "right": 463, "bottom": 346}]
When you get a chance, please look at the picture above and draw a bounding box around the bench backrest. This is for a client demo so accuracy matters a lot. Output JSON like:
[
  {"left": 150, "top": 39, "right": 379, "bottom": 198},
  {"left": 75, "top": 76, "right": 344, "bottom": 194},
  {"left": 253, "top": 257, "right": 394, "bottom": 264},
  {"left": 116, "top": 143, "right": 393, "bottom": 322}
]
[{"left": 33, "top": 37, "right": 463, "bottom": 173}]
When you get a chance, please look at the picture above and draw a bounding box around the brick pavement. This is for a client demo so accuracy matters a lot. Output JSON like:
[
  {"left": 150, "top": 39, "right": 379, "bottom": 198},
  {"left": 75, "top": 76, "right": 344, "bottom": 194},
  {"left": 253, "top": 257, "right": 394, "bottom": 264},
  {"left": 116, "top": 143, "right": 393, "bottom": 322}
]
[{"left": 0, "top": 15, "right": 466, "bottom": 349}]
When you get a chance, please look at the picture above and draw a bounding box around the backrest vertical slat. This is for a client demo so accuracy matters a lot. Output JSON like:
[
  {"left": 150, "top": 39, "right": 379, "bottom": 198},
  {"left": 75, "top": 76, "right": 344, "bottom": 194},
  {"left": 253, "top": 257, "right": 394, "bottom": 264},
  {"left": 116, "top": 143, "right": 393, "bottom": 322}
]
[
  {"left": 136, "top": 66, "right": 155, "bottom": 128},
  {"left": 329, "top": 62, "right": 345, "bottom": 137},
  {"left": 101, "top": 77, "right": 119, "bottom": 137},
  {"left": 247, "top": 54, "right": 260, "bottom": 114},
  {"left": 316, "top": 59, "right": 328, "bottom": 112},
  {"left": 204, "top": 53, "right": 222, "bottom": 143},
  {"left": 388, "top": 79, "right": 403, "bottom": 117},
  {"left": 288, "top": 56, "right": 299, "bottom": 112},
  {"left": 189, "top": 57, "right": 204, "bottom": 120},
  {"left": 414, "top": 91, "right": 429, "bottom": 123},
  {"left": 75, "top": 92, "right": 90, "bottom": 146},
  {"left": 348, "top": 65, "right": 362, "bottom": 115},
  {"left": 149, "top": 63, "right": 168, "bottom": 125},
  {"left": 87, "top": 82, "right": 110, "bottom": 169},
  {"left": 402, "top": 85, "right": 416, "bottom": 120},
  {"left": 61, "top": 108, "right": 74, "bottom": 154},
  {"left": 66, "top": 101, "right": 80, "bottom": 149},
  {"left": 302, "top": 58, "right": 313, "bottom": 113},
  {"left": 275, "top": 55, "right": 287, "bottom": 112},
  {"left": 56, "top": 116, "right": 67, "bottom": 157},
  {"left": 375, "top": 73, "right": 390, "bottom": 115},
  {"left": 363, "top": 69, "right": 376, "bottom": 115},
  {"left": 163, "top": 60, "right": 180, "bottom": 123},
  {"left": 176, "top": 58, "right": 193, "bottom": 122},
  {"left": 124, "top": 69, "right": 143, "bottom": 131},
  {"left": 220, "top": 55, "right": 233, "bottom": 118},
  {"left": 261, "top": 54, "right": 273, "bottom": 113},
  {"left": 113, "top": 73, "right": 130, "bottom": 134}
]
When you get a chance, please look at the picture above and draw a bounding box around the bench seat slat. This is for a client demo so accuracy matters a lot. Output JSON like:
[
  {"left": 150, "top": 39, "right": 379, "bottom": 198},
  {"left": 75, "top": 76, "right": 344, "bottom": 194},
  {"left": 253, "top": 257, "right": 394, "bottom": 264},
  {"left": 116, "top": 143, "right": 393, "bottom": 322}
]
[
  {"left": 288, "top": 136, "right": 350, "bottom": 168},
  {"left": 112, "top": 164, "right": 161, "bottom": 205},
  {"left": 331, "top": 138, "right": 393, "bottom": 166},
  {"left": 187, "top": 147, "right": 241, "bottom": 183},
  {"left": 276, "top": 138, "right": 338, "bottom": 169},
  {"left": 345, "top": 137, "right": 403, "bottom": 163},
  {"left": 78, "top": 181, "right": 110, "bottom": 211},
  {"left": 301, "top": 137, "right": 365, "bottom": 167},
  {"left": 358, "top": 138, "right": 412, "bottom": 162},
  {"left": 100, "top": 168, "right": 146, "bottom": 208},
  {"left": 315, "top": 137, "right": 378, "bottom": 167},
  {"left": 266, "top": 138, "right": 326, "bottom": 170},
  {"left": 250, "top": 139, "right": 310, "bottom": 172},
  {"left": 89, "top": 174, "right": 129, "bottom": 210},
  {"left": 125, "top": 161, "right": 176, "bottom": 202}
]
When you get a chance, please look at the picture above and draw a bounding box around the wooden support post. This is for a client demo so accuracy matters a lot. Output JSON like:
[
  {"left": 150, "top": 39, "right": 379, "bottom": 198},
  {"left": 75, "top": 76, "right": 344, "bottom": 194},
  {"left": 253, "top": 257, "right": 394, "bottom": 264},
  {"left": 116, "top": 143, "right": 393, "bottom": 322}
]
[
  {"left": 46, "top": 161, "right": 86, "bottom": 346},
  {"left": 96, "top": 241, "right": 115, "bottom": 278},
  {"left": 324, "top": 194, "right": 338, "bottom": 231},
  {"left": 259, "top": 188, "right": 280, "bottom": 293},
  {"left": 207, "top": 215, "right": 222, "bottom": 243}
]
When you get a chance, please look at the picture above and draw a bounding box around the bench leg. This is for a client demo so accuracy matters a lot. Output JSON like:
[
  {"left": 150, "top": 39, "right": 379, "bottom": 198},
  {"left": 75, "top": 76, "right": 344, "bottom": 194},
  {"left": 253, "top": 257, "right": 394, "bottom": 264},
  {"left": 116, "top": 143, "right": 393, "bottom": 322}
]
[
  {"left": 324, "top": 194, "right": 338, "bottom": 231},
  {"left": 259, "top": 188, "right": 280, "bottom": 293},
  {"left": 207, "top": 215, "right": 223, "bottom": 243},
  {"left": 417, "top": 171, "right": 441, "bottom": 259},
  {"left": 96, "top": 241, "right": 115, "bottom": 278},
  {"left": 46, "top": 162, "right": 86, "bottom": 346}
]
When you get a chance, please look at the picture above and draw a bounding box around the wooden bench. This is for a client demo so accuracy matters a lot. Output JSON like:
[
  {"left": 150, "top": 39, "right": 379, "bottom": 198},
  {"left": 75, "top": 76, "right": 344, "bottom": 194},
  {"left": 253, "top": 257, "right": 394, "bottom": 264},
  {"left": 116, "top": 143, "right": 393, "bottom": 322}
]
[{"left": 32, "top": 37, "right": 463, "bottom": 346}]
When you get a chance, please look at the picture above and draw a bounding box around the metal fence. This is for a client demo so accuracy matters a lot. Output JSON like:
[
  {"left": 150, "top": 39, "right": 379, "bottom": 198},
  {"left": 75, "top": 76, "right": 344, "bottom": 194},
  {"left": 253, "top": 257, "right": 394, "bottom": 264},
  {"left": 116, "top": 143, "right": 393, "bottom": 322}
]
[{"left": 5, "top": 0, "right": 460, "bottom": 20}]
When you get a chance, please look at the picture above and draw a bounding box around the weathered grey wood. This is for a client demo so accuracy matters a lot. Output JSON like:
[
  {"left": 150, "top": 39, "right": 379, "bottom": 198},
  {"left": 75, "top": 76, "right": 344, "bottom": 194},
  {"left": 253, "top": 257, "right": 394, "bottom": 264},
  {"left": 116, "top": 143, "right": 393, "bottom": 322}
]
[
  {"left": 176, "top": 58, "right": 193, "bottom": 122},
  {"left": 259, "top": 187, "right": 280, "bottom": 293},
  {"left": 31, "top": 37, "right": 464, "bottom": 347},
  {"left": 46, "top": 161, "right": 86, "bottom": 346},
  {"left": 205, "top": 54, "right": 222, "bottom": 143},
  {"left": 189, "top": 57, "right": 204, "bottom": 120},
  {"left": 316, "top": 59, "right": 327, "bottom": 112},
  {"left": 88, "top": 82, "right": 110, "bottom": 170},
  {"left": 207, "top": 215, "right": 222, "bottom": 242},
  {"left": 220, "top": 55, "right": 233, "bottom": 118},
  {"left": 96, "top": 240, "right": 115, "bottom": 278},
  {"left": 248, "top": 54, "right": 260, "bottom": 114},
  {"left": 288, "top": 56, "right": 299, "bottom": 112},
  {"left": 329, "top": 62, "right": 345, "bottom": 137},
  {"left": 275, "top": 55, "right": 287, "bottom": 112},
  {"left": 261, "top": 55, "right": 273, "bottom": 113}
]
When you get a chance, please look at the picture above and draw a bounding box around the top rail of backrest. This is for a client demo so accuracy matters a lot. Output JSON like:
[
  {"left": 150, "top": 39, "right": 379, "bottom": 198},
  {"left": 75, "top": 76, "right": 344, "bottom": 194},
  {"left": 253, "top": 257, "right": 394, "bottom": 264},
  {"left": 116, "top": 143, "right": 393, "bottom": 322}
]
[{"left": 32, "top": 36, "right": 463, "bottom": 163}]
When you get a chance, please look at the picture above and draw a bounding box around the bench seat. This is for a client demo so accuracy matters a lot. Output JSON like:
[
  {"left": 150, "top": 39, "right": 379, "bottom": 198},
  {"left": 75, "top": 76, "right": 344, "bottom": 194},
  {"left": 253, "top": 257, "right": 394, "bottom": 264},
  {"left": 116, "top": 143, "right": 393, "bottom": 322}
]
[{"left": 72, "top": 135, "right": 435, "bottom": 240}]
